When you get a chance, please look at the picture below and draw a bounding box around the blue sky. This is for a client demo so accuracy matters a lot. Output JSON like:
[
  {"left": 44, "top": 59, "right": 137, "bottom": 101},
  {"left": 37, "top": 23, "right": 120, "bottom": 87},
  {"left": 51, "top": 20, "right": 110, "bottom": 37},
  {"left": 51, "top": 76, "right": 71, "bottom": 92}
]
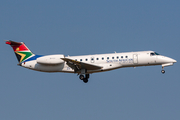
[{"left": 1, "top": 0, "right": 180, "bottom": 120}]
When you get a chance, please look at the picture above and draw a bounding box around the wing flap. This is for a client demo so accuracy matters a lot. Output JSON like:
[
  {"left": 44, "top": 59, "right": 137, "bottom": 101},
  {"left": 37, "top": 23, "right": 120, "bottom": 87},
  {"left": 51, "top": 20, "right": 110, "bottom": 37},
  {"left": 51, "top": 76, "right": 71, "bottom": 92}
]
[{"left": 61, "top": 58, "right": 103, "bottom": 70}]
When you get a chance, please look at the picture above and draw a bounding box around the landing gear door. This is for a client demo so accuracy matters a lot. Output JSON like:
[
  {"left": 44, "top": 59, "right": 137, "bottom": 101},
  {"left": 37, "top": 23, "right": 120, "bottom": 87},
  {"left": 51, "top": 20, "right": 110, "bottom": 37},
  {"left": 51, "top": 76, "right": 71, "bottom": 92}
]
[{"left": 133, "top": 54, "right": 138, "bottom": 64}]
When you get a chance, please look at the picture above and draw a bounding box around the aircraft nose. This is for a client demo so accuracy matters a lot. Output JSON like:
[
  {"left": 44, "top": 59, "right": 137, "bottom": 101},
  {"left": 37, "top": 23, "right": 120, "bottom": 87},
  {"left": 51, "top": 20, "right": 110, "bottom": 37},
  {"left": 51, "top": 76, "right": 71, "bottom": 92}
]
[
  {"left": 168, "top": 57, "right": 177, "bottom": 63},
  {"left": 172, "top": 59, "right": 177, "bottom": 63},
  {"left": 162, "top": 56, "right": 177, "bottom": 63}
]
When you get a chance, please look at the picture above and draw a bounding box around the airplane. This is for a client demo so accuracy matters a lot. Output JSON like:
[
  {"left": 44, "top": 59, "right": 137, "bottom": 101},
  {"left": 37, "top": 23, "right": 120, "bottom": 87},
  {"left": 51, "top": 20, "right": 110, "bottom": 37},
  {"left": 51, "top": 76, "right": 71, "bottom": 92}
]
[{"left": 6, "top": 40, "right": 177, "bottom": 83}]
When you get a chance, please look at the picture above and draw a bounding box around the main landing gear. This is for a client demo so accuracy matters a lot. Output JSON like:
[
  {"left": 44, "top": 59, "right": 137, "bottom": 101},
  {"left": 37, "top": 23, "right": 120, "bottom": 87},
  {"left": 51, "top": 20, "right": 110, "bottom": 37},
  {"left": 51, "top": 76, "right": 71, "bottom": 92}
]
[{"left": 79, "top": 74, "right": 90, "bottom": 83}]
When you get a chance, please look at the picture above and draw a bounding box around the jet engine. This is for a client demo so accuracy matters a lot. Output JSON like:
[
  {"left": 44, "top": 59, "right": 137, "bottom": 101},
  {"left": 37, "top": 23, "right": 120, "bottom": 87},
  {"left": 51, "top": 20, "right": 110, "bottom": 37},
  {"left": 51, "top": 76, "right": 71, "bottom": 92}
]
[{"left": 36, "top": 55, "right": 64, "bottom": 65}]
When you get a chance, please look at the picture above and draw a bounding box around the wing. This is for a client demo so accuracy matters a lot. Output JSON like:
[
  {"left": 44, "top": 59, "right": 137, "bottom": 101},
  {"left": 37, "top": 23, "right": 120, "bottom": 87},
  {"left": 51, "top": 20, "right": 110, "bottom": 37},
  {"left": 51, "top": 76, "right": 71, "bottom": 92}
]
[{"left": 61, "top": 58, "right": 103, "bottom": 71}]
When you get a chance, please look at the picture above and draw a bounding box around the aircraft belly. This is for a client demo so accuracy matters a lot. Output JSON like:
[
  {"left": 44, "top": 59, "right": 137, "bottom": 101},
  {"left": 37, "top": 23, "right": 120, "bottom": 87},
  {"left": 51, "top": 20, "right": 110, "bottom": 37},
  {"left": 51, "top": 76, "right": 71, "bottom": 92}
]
[{"left": 88, "top": 63, "right": 122, "bottom": 73}]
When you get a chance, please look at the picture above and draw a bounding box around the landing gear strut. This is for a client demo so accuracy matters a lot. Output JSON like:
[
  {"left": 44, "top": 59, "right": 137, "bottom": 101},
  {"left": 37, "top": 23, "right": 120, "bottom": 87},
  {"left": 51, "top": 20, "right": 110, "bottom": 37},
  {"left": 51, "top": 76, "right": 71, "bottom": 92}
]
[
  {"left": 161, "top": 67, "right": 165, "bottom": 74},
  {"left": 79, "top": 74, "right": 90, "bottom": 83}
]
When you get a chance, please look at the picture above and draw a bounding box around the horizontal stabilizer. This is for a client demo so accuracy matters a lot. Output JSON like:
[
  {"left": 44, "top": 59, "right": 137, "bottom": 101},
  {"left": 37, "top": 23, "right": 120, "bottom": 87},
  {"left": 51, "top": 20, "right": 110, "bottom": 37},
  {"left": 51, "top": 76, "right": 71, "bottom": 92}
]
[{"left": 5, "top": 40, "right": 23, "bottom": 45}]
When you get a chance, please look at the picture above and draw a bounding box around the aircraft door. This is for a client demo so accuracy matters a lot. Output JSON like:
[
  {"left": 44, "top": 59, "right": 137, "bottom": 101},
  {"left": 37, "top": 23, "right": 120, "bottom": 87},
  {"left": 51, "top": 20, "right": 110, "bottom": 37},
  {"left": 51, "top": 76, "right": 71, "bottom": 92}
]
[{"left": 133, "top": 54, "right": 138, "bottom": 64}]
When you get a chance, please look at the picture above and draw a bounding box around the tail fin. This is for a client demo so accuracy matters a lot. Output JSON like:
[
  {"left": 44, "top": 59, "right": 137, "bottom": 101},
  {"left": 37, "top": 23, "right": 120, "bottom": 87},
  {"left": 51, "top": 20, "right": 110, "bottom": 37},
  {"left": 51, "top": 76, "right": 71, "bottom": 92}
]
[{"left": 6, "top": 40, "right": 34, "bottom": 63}]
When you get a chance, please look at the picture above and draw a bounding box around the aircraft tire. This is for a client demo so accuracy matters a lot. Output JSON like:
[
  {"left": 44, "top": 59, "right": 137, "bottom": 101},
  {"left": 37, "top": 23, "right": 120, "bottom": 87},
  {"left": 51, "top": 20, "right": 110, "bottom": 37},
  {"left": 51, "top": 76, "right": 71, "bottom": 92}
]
[
  {"left": 161, "top": 70, "right": 165, "bottom": 74},
  {"left": 83, "top": 78, "right": 88, "bottom": 83},
  {"left": 79, "top": 75, "right": 84, "bottom": 80},
  {"left": 86, "top": 74, "right": 90, "bottom": 79}
]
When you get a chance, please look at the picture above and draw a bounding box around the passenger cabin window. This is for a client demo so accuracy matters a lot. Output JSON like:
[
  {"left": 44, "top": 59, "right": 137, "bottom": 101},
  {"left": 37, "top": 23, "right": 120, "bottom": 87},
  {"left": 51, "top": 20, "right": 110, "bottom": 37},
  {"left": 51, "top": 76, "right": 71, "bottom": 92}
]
[
  {"left": 97, "top": 58, "right": 99, "bottom": 60},
  {"left": 86, "top": 59, "right": 88, "bottom": 61},
  {"left": 121, "top": 56, "right": 123, "bottom": 58},
  {"left": 107, "top": 57, "right": 109, "bottom": 59},
  {"left": 117, "top": 56, "right": 119, "bottom": 59},
  {"left": 102, "top": 57, "right": 104, "bottom": 60},
  {"left": 126, "top": 56, "right": 128, "bottom": 58},
  {"left": 112, "top": 57, "right": 114, "bottom": 59},
  {"left": 80, "top": 59, "right": 82, "bottom": 61}
]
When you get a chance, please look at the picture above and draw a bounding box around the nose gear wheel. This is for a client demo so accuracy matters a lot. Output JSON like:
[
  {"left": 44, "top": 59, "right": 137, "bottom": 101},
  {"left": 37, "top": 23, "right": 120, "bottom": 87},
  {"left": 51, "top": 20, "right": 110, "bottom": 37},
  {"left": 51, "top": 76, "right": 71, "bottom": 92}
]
[{"left": 161, "top": 70, "right": 165, "bottom": 74}]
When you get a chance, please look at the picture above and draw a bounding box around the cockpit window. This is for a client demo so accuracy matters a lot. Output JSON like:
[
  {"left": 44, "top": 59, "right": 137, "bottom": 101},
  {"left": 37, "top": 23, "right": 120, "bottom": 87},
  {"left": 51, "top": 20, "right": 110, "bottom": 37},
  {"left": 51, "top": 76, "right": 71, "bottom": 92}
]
[
  {"left": 150, "top": 52, "right": 160, "bottom": 56},
  {"left": 150, "top": 53, "right": 155, "bottom": 56},
  {"left": 154, "top": 52, "right": 160, "bottom": 55}
]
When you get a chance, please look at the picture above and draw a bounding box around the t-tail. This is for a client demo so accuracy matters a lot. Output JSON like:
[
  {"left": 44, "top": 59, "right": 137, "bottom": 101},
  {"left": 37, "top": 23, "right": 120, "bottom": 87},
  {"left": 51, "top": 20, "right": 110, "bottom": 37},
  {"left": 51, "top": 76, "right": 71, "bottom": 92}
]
[{"left": 6, "top": 40, "right": 34, "bottom": 64}]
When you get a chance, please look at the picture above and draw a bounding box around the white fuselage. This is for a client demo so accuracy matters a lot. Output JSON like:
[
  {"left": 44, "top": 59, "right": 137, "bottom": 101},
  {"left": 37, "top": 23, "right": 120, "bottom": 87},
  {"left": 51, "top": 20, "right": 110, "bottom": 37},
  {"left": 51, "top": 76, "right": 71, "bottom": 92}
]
[{"left": 21, "top": 51, "right": 176, "bottom": 74}]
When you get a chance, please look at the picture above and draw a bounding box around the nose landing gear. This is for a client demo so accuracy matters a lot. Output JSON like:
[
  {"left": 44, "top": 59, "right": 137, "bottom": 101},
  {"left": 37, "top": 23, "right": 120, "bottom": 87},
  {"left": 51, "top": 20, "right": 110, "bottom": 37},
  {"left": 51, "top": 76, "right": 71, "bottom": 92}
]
[
  {"left": 79, "top": 74, "right": 90, "bottom": 83},
  {"left": 161, "top": 67, "right": 165, "bottom": 74},
  {"left": 161, "top": 70, "right": 165, "bottom": 74}
]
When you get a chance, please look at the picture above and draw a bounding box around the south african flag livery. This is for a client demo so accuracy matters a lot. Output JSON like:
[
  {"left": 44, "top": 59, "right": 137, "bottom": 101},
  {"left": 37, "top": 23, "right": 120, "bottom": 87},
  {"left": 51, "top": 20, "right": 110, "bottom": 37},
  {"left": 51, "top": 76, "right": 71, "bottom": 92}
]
[{"left": 6, "top": 40, "right": 34, "bottom": 63}]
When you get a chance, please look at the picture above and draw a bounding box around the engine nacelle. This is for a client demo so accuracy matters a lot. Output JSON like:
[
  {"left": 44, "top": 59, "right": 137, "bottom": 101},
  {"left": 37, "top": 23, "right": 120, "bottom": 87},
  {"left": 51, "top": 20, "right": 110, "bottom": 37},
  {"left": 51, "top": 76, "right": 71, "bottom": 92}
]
[{"left": 36, "top": 55, "right": 65, "bottom": 65}]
